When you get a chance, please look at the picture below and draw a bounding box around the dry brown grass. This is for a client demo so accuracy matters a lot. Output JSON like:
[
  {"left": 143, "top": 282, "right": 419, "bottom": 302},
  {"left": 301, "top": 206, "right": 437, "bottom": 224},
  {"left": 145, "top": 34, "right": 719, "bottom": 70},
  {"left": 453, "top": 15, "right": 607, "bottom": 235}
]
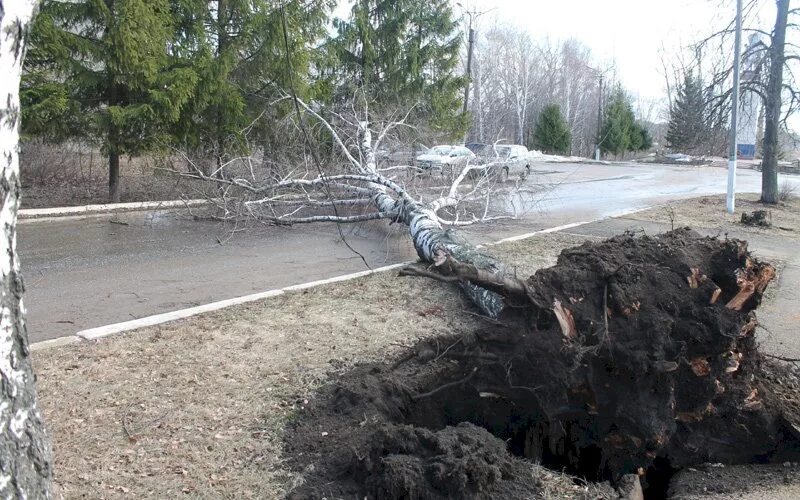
[
  {"left": 627, "top": 193, "right": 800, "bottom": 239},
  {"left": 20, "top": 141, "right": 207, "bottom": 208},
  {"left": 33, "top": 232, "right": 591, "bottom": 499}
]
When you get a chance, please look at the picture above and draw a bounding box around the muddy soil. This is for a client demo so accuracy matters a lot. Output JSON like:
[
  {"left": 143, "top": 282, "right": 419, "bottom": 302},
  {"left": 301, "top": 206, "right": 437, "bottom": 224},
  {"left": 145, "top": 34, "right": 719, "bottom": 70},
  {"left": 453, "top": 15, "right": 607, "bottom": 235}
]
[{"left": 283, "top": 229, "right": 800, "bottom": 499}]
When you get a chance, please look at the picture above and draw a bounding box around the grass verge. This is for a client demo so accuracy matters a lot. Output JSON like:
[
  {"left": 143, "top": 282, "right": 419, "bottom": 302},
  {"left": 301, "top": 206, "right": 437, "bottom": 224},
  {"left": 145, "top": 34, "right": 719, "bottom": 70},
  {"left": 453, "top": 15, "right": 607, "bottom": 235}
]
[{"left": 34, "top": 232, "right": 593, "bottom": 498}]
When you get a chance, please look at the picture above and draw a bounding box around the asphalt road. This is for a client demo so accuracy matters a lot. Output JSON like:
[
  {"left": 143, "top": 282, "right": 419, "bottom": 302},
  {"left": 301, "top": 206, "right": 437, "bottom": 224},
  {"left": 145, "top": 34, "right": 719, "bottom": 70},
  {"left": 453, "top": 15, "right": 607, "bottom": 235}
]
[{"left": 19, "top": 161, "right": 800, "bottom": 342}]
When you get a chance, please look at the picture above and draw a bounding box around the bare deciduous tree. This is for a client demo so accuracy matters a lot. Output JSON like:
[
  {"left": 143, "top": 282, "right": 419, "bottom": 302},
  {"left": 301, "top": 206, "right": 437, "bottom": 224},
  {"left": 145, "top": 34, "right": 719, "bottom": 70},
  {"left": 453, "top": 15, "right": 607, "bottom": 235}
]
[{"left": 697, "top": 0, "right": 800, "bottom": 202}]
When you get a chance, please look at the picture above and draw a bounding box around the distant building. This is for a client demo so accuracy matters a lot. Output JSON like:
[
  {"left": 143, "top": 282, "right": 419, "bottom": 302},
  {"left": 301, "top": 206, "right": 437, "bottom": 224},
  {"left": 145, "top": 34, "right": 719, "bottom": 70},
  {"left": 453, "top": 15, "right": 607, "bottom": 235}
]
[{"left": 738, "top": 34, "right": 765, "bottom": 159}]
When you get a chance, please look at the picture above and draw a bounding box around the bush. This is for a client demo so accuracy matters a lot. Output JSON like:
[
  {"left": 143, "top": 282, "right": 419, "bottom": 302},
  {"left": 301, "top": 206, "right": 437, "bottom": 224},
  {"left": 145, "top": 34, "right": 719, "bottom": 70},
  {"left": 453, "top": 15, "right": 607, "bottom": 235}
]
[{"left": 778, "top": 180, "right": 797, "bottom": 201}]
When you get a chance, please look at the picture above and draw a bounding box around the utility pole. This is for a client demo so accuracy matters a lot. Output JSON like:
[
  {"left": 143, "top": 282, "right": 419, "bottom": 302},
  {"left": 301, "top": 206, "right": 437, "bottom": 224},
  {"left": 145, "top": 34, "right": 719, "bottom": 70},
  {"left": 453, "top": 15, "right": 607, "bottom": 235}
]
[
  {"left": 463, "top": 19, "right": 474, "bottom": 115},
  {"left": 595, "top": 75, "right": 603, "bottom": 161},
  {"left": 727, "top": 0, "right": 743, "bottom": 214},
  {"left": 456, "top": 3, "right": 491, "bottom": 143}
]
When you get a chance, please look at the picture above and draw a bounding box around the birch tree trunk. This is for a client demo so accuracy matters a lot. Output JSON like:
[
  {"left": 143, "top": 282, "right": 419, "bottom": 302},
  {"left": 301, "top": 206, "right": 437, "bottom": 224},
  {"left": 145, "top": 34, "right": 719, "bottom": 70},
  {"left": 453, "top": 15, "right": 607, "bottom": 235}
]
[
  {"left": 355, "top": 124, "right": 508, "bottom": 319},
  {"left": 0, "top": 1, "right": 54, "bottom": 497}
]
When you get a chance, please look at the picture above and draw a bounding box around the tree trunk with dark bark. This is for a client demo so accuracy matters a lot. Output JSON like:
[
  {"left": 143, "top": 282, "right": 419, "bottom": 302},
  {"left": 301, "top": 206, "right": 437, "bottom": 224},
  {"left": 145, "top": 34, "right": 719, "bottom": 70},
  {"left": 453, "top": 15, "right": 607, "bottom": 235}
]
[
  {"left": 0, "top": 1, "right": 54, "bottom": 497},
  {"left": 105, "top": 0, "right": 121, "bottom": 203},
  {"left": 761, "top": 0, "right": 789, "bottom": 204},
  {"left": 109, "top": 151, "right": 120, "bottom": 203}
]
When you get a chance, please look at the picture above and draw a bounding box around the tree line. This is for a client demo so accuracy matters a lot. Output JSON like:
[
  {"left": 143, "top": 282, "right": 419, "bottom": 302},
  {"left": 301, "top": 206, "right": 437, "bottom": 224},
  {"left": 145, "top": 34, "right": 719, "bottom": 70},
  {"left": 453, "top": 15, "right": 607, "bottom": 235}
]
[
  {"left": 22, "top": 1, "right": 662, "bottom": 201},
  {"left": 465, "top": 27, "right": 653, "bottom": 157},
  {"left": 21, "top": 0, "right": 465, "bottom": 201}
]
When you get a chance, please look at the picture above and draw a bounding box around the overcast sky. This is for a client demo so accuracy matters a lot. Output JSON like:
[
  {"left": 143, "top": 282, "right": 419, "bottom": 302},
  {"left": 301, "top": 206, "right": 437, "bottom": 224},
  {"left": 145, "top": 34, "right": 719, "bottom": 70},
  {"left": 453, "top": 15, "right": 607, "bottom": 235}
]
[
  {"left": 334, "top": 1, "right": 792, "bottom": 126},
  {"left": 461, "top": 1, "right": 780, "bottom": 114}
]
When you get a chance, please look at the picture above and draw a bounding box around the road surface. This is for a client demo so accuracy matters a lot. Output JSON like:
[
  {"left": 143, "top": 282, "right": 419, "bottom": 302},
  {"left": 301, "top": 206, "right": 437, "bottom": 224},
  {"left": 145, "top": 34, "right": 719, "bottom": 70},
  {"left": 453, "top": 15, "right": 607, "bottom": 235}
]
[{"left": 19, "top": 161, "right": 800, "bottom": 342}]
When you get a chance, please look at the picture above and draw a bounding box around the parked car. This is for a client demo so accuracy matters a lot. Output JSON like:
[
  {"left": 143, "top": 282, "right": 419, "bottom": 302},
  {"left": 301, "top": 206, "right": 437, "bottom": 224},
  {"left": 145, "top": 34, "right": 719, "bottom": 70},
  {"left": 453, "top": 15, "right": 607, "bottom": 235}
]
[
  {"left": 465, "top": 143, "right": 492, "bottom": 157},
  {"left": 493, "top": 145, "right": 531, "bottom": 181},
  {"left": 377, "top": 143, "right": 429, "bottom": 165},
  {"left": 416, "top": 145, "right": 476, "bottom": 174},
  {"left": 470, "top": 144, "right": 531, "bottom": 181}
]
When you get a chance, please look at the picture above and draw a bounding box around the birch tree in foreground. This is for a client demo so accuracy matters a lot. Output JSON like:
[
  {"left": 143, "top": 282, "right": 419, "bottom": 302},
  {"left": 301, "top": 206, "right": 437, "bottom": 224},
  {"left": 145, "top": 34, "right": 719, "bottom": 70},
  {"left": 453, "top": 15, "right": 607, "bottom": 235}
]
[{"left": 0, "top": 0, "right": 54, "bottom": 497}]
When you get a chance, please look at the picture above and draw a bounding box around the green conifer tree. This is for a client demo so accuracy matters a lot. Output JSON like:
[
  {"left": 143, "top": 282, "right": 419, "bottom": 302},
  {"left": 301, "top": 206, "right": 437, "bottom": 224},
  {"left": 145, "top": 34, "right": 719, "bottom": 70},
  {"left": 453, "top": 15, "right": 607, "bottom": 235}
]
[
  {"left": 329, "top": 0, "right": 466, "bottom": 136},
  {"left": 665, "top": 71, "right": 708, "bottom": 153},
  {"left": 600, "top": 89, "right": 637, "bottom": 158},
  {"left": 632, "top": 123, "right": 653, "bottom": 151},
  {"left": 22, "top": 0, "right": 332, "bottom": 193},
  {"left": 532, "top": 103, "right": 571, "bottom": 154},
  {"left": 22, "top": 0, "right": 197, "bottom": 201},
  {"left": 175, "top": 1, "right": 332, "bottom": 171}
]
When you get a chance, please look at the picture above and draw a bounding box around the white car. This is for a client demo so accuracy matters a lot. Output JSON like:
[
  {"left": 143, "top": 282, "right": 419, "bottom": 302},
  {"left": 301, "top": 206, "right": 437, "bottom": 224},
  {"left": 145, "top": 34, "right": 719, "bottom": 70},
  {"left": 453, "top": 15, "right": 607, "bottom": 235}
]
[{"left": 416, "top": 145, "right": 476, "bottom": 174}]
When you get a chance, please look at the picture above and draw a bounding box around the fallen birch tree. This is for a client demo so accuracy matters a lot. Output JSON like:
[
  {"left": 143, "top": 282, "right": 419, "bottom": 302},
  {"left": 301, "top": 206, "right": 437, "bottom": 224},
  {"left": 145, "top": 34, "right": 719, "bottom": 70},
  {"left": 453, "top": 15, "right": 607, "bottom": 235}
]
[{"left": 175, "top": 102, "right": 531, "bottom": 318}]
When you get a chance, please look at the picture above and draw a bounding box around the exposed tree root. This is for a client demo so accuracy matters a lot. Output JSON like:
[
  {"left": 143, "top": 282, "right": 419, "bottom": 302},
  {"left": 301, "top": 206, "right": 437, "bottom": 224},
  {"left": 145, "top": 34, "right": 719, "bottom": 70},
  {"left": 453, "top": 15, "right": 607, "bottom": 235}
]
[{"left": 284, "top": 229, "right": 800, "bottom": 499}]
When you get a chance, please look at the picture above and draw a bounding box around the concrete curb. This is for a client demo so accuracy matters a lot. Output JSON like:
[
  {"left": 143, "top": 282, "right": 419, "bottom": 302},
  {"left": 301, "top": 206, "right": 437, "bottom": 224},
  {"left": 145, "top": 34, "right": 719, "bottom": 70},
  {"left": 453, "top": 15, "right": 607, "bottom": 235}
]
[
  {"left": 29, "top": 335, "right": 81, "bottom": 351},
  {"left": 74, "top": 262, "right": 411, "bottom": 342},
  {"left": 483, "top": 205, "right": 655, "bottom": 247},
  {"left": 30, "top": 205, "right": 657, "bottom": 350},
  {"left": 19, "top": 199, "right": 206, "bottom": 220}
]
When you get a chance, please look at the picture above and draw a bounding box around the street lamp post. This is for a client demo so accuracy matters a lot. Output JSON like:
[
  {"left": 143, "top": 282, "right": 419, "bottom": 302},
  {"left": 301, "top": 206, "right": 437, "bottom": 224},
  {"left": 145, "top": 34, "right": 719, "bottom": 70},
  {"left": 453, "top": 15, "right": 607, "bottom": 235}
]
[
  {"left": 456, "top": 3, "right": 491, "bottom": 143},
  {"left": 596, "top": 75, "right": 603, "bottom": 161},
  {"left": 727, "top": 0, "right": 743, "bottom": 214},
  {"left": 463, "top": 16, "right": 475, "bottom": 115}
]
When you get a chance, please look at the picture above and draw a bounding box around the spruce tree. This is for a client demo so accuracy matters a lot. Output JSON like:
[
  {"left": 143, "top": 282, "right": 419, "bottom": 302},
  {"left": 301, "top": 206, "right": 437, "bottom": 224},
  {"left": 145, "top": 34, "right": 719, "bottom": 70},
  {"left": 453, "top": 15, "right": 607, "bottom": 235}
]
[
  {"left": 174, "top": 1, "right": 331, "bottom": 171},
  {"left": 22, "top": 0, "right": 332, "bottom": 193},
  {"left": 666, "top": 71, "right": 708, "bottom": 153},
  {"left": 22, "top": 0, "right": 196, "bottom": 202},
  {"left": 633, "top": 124, "right": 653, "bottom": 151},
  {"left": 600, "top": 89, "right": 636, "bottom": 158},
  {"left": 532, "top": 103, "right": 571, "bottom": 154},
  {"left": 329, "top": 0, "right": 466, "bottom": 136}
]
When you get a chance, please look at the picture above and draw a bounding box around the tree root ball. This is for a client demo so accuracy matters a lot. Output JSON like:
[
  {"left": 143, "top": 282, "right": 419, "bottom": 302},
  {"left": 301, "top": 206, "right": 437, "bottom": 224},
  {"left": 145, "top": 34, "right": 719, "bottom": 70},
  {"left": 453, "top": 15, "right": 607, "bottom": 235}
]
[
  {"left": 285, "top": 229, "right": 799, "bottom": 499},
  {"left": 463, "top": 228, "right": 783, "bottom": 475}
]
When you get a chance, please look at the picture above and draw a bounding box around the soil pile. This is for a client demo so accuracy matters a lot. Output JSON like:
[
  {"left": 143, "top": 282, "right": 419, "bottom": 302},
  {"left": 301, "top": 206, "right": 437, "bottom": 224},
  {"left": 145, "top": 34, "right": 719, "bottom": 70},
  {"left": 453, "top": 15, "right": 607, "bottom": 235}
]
[
  {"left": 741, "top": 210, "right": 772, "bottom": 227},
  {"left": 284, "top": 229, "right": 799, "bottom": 499}
]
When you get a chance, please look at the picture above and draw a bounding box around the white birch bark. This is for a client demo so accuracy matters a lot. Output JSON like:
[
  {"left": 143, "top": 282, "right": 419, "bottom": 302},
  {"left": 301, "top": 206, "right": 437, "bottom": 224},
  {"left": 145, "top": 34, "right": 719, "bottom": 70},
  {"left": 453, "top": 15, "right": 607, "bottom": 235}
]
[
  {"left": 0, "top": 1, "right": 54, "bottom": 497},
  {"left": 355, "top": 124, "right": 507, "bottom": 318}
]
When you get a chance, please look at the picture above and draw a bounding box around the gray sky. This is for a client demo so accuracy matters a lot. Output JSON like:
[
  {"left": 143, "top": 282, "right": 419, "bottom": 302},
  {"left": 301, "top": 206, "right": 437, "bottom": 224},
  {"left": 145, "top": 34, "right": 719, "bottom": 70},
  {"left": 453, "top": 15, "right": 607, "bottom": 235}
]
[
  {"left": 335, "top": 1, "right": 794, "bottom": 127},
  {"left": 463, "top": 1, "right": 778, "bottom": 111}
]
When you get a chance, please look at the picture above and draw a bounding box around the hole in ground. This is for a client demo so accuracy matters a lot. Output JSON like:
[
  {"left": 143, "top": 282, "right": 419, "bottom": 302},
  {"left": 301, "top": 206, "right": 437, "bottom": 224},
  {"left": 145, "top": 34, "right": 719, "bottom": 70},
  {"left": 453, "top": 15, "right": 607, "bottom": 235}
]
[{"left": 404, "top": 375, "right": 793, "bottom": 499}]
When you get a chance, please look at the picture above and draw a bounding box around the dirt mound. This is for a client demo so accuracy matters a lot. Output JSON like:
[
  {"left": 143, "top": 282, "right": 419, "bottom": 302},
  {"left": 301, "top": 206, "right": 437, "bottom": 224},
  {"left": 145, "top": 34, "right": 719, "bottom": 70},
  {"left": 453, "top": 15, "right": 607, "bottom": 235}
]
[
  {"left": 284, "top": 229, "right": 799, "bottom": 499},
  {"left": 477, "top": 228, "right": 781, "bottom": 474},
  {"left": 358, "top": 423, "right": 531, "bottom": 499}
]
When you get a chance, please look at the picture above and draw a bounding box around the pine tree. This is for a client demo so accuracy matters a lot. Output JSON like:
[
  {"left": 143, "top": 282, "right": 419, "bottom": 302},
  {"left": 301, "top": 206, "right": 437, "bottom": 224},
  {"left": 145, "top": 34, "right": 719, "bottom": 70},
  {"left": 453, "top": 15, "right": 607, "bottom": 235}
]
[
  {"left": 22, "top": 0, "right": 197, "bottom": 202},
  {"left": 634, "top": 124, "right": 653, "bottom": 151},
  {"left": 532, "top": 103, "right": 571, "bottom": 154},
  {"left": 329, "top": 0, "right": 466, "bottom": 136},
  {"left": 600, "top": 89, "right": 637, "bottom": 158},
  {"left": 666, "top": 71, "right": 708, "bottom": 153}
]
